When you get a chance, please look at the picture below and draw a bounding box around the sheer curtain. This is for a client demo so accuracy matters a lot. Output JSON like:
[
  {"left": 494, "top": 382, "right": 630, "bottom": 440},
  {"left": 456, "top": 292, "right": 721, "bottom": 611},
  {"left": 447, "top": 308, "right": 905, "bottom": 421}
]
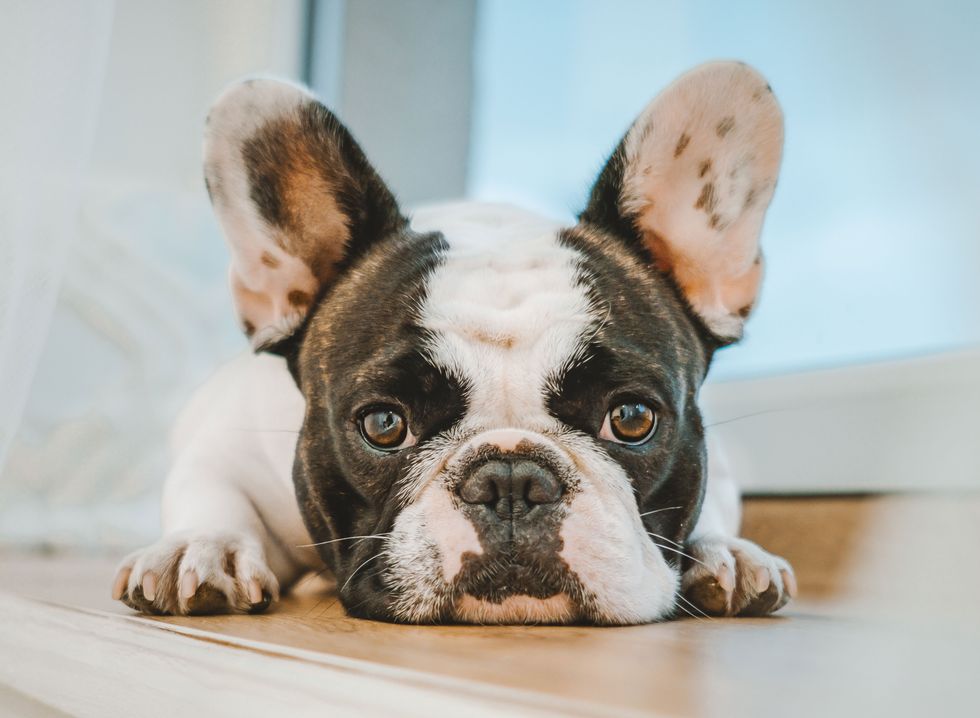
[
  {"left": 0, "top": 1, "right": 115, "bottom": 477},
  {"left": 0, "top": 1, "right": 304, "bottom": 550}
]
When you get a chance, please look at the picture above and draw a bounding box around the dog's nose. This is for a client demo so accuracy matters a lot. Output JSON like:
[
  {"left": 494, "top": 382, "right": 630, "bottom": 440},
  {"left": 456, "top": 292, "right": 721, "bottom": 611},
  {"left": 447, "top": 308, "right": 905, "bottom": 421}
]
[{"left": 459, "top": 459, "right": 561, "bottom": 519}]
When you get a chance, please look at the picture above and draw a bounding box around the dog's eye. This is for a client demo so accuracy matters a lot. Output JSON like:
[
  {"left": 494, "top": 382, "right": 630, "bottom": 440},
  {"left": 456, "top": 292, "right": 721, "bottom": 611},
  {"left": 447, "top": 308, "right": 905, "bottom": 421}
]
[
  {"left": 359, "top": 407, "right": 415, "bottom": 451},
  {"left": 600, "top": 402, "right": 658, "bottom": 445}
]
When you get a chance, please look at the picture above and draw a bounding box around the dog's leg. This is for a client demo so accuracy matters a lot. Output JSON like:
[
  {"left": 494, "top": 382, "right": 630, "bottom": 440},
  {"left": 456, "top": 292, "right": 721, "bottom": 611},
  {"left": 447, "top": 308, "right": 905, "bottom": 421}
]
[
  {"left": 111, "top": 354, "right": 316, "bottom": 615},
  {"left": 682, "top": 438, "right": 797, "bottom": 616}
]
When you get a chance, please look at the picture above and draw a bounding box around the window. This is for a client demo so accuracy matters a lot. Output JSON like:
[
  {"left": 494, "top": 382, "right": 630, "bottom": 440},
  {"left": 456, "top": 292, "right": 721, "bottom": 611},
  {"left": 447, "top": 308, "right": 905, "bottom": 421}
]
[{"left": 466, "top": 0, "right": 980, "bottom": 380}]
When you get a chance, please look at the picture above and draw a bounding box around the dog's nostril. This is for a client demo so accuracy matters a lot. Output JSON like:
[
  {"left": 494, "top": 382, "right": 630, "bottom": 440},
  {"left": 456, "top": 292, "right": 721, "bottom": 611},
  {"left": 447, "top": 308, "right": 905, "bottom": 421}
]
[
  {"left": 459, "top": 458, "right": 561, "bottom": 517},
  {"left": 459, "top": 461, "right": 504, "bottom": 505},
  {"left": 512, "top": 460, "right": 561, "bottom": 505}
]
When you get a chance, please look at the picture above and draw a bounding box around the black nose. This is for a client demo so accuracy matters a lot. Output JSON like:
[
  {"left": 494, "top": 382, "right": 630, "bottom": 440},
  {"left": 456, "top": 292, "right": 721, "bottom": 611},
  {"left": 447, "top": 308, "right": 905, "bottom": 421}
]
[{"left": 459, "top": 459, "right": 561, "bottom": 520}]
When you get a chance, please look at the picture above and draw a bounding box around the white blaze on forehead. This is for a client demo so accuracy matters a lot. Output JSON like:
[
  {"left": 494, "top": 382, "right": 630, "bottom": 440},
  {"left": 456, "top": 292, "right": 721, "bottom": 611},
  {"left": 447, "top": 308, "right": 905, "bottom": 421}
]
[{"left": 412, "top": 203, "right": 594, "bottom": 431}]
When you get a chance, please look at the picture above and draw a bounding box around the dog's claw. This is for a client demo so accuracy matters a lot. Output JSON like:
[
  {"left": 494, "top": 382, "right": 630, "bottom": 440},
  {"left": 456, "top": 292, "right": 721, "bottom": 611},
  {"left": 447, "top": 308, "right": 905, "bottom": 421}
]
[
  {"left": 681, "top": 535, "right": 794, "bottom": 617},
  {"left": 716, "top": 564, "right": 735, "bottom": 593},
  {"left": 180, "top": 570, "right": 199, "bottom": 600},
  {"left": 781, "top": 568, "right": 798, "bottom": 598},
  {"left": 112, "top": 566, "right": 131, "bottom": 601},
  {"left": 248, "top": 577, "right": 263, "bottom": 605},
  {"left": 141, "top": 572, "right": 158, "bottom": 602}
]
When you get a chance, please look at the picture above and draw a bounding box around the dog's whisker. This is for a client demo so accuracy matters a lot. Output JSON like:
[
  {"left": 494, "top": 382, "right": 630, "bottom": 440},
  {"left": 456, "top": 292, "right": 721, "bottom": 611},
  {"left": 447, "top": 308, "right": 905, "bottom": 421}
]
[
  {"left": 296, "top": 566, "right": 328, "bottom": 586},
  {"left": 676, "top": 592, "right": 710, "bottom": 620},
  {"left": 674, "top": 601, "right": 698, "bottom": 621},
  {"left": 295, "top": 566, "right": 334, "bottom": 610},
  {"left": 704, "top": 407, "right": 793, "bottom": 429},
  {"left": 343, "top": 566, "right": 389, "bottom": 615},
  {"left": 648, "top": 538, "right": 708, "bottom": 568},
  {"left": 646, "top": 530, "right": 684, "bottom": 549},
  {"left": 296, "top": 533, "right": 392, "bottom": 549},
  {"left": 638, "top": 506, "right": 684, "bottom": 518},
  {"left": 223, "top": 427, "right": 301, "bottom": 433},
  {"left": 340, "top": 552, "right": 385, "bottom": 592},
  {"left": 674, "top": 601, "right": 701, "bottom": 621}
]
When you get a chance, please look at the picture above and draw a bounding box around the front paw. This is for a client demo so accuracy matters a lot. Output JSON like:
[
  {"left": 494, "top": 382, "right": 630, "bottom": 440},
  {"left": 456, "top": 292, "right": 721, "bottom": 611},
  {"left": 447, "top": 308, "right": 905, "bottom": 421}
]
[
  {"left": 681, "top": 535, "right": 796, "bottom": 617},
  {"left": 111, "top": 532, "right": 279, "bottom": 615}
]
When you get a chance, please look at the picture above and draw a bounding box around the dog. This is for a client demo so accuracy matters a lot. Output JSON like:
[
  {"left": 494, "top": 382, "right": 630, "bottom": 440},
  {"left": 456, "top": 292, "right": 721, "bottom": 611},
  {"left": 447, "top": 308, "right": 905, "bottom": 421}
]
[{"left": 111, "top": 61, "right": 795, "bottom": 624}]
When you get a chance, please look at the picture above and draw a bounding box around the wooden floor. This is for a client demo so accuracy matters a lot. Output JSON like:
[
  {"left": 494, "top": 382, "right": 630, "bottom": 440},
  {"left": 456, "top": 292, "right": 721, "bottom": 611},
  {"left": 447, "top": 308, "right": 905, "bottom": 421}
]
[{"left": 1, "top": 495, "right": 978, "bottom": 717}]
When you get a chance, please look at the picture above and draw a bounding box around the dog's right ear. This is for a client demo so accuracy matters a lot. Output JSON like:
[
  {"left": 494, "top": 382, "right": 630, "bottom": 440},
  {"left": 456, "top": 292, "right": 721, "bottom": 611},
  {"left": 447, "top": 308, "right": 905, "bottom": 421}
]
[
  {"left": 204, "top": 78, "right": 406, "bottom": 350},
  {"left": 580, "top": 62, "right": 783, "bottom": 343}
]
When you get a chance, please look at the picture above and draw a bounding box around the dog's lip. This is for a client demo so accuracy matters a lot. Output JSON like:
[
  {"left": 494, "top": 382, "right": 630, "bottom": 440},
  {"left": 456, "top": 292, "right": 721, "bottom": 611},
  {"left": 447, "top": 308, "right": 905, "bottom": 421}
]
[{"left": 453, "top": 592, "right": 578, "bottom": 624}]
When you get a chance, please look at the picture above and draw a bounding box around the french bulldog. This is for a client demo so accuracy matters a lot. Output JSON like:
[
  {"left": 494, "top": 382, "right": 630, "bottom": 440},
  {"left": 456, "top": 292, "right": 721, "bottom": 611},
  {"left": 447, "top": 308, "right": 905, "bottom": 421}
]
[{"left": 112, "top": 61, "right": 795, "bottom": 624}]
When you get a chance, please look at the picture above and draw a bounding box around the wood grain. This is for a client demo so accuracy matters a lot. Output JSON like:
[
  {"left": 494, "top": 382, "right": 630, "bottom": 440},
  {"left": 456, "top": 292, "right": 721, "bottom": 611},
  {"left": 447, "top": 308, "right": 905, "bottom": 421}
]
[{"left": 2, "top": 495, "right": 978, "bottom": 716}]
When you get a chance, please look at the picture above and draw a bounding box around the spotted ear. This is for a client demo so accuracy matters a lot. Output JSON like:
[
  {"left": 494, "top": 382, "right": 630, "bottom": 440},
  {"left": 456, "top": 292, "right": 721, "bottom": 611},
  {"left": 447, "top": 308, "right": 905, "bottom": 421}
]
[
  {"left": 581, "top": 61, "right": 784, "bottom": 342},
  {"left": 204, "top": 78, "right": 406, "bottom": 349}
]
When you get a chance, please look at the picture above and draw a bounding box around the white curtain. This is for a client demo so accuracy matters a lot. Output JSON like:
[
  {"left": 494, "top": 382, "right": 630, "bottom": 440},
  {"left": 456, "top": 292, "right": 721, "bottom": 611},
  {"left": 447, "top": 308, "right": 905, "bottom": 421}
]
[
  {"left": 0, "top": 1, "right": 304, "bottom": 550},
  {"left": 0, "top": 1, "right": 115, "bottom": 474}
]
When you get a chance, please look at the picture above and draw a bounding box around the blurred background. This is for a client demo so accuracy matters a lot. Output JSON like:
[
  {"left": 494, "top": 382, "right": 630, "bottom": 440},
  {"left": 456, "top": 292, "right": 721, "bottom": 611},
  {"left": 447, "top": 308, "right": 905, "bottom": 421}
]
[{"left": 1, "top": 0, "right": 978, "bottom": 553}]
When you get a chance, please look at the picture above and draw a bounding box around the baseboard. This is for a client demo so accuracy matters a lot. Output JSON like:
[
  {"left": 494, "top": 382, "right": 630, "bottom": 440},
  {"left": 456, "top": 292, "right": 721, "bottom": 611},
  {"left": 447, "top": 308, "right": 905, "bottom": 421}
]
[{"left": 701, "top": 348, "right": 980, "bottom": 492}]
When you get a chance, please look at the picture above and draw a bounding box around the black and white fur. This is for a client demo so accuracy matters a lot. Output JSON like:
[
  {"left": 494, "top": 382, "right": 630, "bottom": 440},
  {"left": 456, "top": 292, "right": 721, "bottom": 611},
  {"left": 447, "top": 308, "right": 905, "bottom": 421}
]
[{"left": 112, "top": 62, "right": 795, "bottom": 624}]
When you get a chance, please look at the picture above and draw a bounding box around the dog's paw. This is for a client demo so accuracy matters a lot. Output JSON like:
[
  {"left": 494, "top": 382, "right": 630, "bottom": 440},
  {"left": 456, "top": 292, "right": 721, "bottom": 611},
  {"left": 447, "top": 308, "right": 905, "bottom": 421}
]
[
  {"left": 681, "top": 535, "right": 796, "bottom": 617},
  {"left": 111, "top": 532, "right": 279, "bottom": 616}
]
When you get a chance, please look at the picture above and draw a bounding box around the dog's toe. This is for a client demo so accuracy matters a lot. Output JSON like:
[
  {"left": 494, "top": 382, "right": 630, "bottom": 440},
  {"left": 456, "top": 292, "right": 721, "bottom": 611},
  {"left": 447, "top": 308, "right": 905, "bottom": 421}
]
[
  {"left": 681, "top": 535, "right": 795, "bottom": 617},
  {"left": 185, "top": 580, "right": 230, "bottom": 615}
]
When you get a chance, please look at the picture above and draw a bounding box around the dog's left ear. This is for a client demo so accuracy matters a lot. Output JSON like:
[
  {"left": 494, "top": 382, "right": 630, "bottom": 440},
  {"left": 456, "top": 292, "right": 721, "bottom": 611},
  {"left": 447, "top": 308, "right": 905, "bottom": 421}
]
[{"left": 580, "top": 61, "right": 783, "bottom": 342}]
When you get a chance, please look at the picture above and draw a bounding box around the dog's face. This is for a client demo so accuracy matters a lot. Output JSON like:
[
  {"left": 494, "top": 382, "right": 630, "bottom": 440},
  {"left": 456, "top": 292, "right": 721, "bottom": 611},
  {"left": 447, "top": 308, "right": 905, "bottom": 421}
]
[{"left": 204, "top": 63, "right": 783, "bottom": 624}]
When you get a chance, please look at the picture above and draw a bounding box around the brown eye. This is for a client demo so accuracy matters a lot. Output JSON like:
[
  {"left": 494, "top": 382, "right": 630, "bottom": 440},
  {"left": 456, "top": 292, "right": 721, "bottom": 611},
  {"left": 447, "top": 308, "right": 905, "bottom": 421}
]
[
  {"left": 600, "top": 402, "right": 658, "bottom": 445},
  {"left": 359, "top": 407, "right": 413, "bottom": 451}
]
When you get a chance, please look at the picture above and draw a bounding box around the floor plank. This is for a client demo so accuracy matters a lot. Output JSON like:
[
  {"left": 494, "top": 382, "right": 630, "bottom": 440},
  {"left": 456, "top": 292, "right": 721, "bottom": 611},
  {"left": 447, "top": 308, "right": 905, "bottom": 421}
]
[{"left": 2, "top": 495, "right": 978, "bottom": 717}]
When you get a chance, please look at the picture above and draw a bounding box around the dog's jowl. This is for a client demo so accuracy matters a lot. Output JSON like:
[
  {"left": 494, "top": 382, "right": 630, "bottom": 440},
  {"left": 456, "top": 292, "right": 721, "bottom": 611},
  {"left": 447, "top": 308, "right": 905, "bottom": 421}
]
[{"left": 112, "top": 62, "right": 796, "bottom": 624}]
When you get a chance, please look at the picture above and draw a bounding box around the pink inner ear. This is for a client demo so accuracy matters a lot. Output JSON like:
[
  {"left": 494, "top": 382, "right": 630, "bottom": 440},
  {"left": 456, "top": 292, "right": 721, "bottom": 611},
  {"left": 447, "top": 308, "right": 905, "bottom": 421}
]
[
  {"left": 619, "top": 62, "right": 783, "bottom": 339},
  {"left": 229, "top": 247, "right": 319, "bottom": 349},
  {"left": 663, "top": 237, "right": 764, "bottom": 335}
]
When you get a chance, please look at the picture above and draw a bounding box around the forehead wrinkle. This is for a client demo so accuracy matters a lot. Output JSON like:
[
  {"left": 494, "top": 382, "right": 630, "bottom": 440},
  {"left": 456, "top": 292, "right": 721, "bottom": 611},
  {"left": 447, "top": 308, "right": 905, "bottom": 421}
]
[
  {"left": 433, "top": 322, "right": 587, "bottom": 428},
  {"left": 415, "top": 208, "right": 596, "bottom": 431}
]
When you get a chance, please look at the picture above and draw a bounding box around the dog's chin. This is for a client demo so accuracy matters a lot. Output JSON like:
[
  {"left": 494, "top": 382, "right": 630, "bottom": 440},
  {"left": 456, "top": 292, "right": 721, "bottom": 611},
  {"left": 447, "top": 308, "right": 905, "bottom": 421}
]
[
  {"left": 343, "top": 587, "right": 580, "bottom": 625},
  {"left": 454, "top": 593, "right": 578, "bottom": 624}
]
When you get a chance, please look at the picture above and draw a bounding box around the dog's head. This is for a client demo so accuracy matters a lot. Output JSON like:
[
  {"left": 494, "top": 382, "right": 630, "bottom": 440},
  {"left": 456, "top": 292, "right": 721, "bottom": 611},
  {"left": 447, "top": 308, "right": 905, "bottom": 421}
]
[{"left": 203, "top": 62, "right": 782, "bottom": 624}]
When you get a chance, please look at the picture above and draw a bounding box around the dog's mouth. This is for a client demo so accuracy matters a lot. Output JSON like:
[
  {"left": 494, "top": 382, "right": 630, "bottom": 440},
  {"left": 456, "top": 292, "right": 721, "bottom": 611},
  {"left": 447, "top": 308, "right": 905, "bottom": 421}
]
[
  {"left": 455, "top": 554, "right": 571, "bottom": 602},
  {"left": 451, "top": 552, "right": 583, "bottom": 623},
  {"left": 454, "top": 592, "right": 579, "bottom": 624}
]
